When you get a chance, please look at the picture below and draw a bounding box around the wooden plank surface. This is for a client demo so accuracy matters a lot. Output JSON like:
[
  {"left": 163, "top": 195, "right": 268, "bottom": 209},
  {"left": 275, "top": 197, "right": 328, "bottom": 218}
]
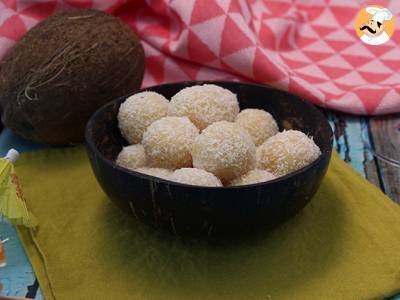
[
  {"left": 327, "top": 112, "right": 384, "bottom": 189},
  {"left": 368, "top": 114, "right": 400, "bottom": 204},
  {"left": 1, "top": 110, "right": 400, "bottom": 299},
  {"left": 361, "top": 118, "right": 383, "bottom": 188},
  {"left": 328, "top": 112, "right": 400, "bottom": 205}
]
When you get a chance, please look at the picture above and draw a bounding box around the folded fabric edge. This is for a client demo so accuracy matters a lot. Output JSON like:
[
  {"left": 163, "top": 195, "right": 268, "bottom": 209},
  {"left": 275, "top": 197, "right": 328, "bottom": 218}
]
[{"left": 16, "top": 227, "right": 55, "bottom": 300}]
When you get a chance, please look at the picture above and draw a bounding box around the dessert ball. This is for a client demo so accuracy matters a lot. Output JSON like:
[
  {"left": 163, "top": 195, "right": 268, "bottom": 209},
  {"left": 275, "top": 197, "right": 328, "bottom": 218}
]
[
  {"left": 235, "top": 108, "right": 278, "bottom": 146},
  {"left": 142, "top": 116, "right": 199, "bottom": 169},
  {"left": 135, "top": 167, "right": 172, "bottom": 180},
  {"left": 170, "top": 168, "right": 222, "bottom": 187},
  {"left": 168, "top": 84, "right": 240, "bottom": 130},
  {"left": 115, "top": 144, "right": 147, "bottom": 170},
  {"left": 118, "top": 91, "right": 169, "bottom": 144},
  {"left": 257, "top": 130, "right": 321, "bottom": 176},
  {"left": 192, "top": 121, "right": 256, "bottom": 182},
  {"left": 230, "top": 169, "right": 276, "bottom": 186}
]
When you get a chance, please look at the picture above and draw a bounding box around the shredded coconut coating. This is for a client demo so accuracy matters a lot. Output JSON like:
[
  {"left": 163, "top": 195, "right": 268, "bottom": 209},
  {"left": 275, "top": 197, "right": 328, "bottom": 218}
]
[
  {"left": 134, "top": 167, "right": 173, "bottom": 180},
  {"left": 257, "top": 130, "right": 321, "bottom": 176},
  {"left": 118, "top": 91, "right": 169, "bottom": 144},
  {"left": 142, "top": 116, "right": 199, "bottom": 169},
  {"left": 230, "top": 169, "right": 276, "bottom": 186},
  {"left": 115, "top": 144, "right": 147, "bottom": 170},
  {"left": 170, "top": 168, "right": 223, "bottom": 187},
  {"left": 192, "top": 121, "right": 256, "bottom": 182},
  {"left": 235, "top": 108, "right": 278, "bottom": 146},
  {"left": 168, "top": 84, "right": 240, "bottom": 130}
]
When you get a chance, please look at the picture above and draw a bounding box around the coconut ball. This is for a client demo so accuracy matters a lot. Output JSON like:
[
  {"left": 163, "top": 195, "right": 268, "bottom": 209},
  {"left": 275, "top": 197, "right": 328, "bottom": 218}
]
[
  {"left": 170, "top": 168, "right": 222, "bottom": 187},
  {"left": 257, "top": 130, "right": 321, "bottom": 176},
  {"left": 192, "top": 121, "right": 256, "bottom": 182},
  {"left": 230, "top": 169, "right": 276, "bottom": 186},
  {"left": 235, "top": 109, "right": 278, "bottom": 146},
  {"left": 115, "top": 144, "right": 147, "bottom": 170},
  {"left": 135, "top": 167, "right": 172, "bottom": 180},
  {"left": 168, "top": 84, "right": 240, "bottom": 130},
  {"left": 142, "top": 116, "right": 199, "bottom": 169},
  {"left": 118, "top": 91, "right": 169, "bottom": 144}
]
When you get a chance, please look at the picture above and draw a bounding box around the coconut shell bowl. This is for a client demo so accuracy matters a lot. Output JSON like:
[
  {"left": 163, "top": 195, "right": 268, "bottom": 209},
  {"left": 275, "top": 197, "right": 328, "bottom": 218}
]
[{"left": 85, "top": 81, "right": 333, "bottom": 238}]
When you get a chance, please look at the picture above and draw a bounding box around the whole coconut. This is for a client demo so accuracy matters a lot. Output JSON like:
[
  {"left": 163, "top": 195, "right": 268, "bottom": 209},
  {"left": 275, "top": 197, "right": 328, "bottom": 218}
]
[{"left": 0, "top": 9, "right": 144, "bottom": 145}]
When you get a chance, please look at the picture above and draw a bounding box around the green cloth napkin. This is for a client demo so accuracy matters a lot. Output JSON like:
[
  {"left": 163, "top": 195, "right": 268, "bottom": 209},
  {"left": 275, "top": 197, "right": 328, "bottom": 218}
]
[{"left": 15, "top": 146, "right": 400, "bottom": 300}]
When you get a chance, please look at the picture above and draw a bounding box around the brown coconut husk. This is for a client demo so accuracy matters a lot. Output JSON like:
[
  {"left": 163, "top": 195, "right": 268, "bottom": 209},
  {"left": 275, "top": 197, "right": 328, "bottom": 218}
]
[{"left": 0, "top": 9, "right": 144, "bottom": 145}]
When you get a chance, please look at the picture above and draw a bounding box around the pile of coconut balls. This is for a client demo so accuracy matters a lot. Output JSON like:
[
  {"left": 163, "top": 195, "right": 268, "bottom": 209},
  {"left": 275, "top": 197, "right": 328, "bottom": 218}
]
[{"left": 116, "top": 84, "right": 321, "bottom": 187}]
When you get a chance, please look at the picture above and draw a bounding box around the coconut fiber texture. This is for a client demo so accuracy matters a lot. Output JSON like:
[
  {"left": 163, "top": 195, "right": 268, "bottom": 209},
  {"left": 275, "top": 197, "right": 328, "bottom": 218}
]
[
  {"left": 0, "top": 9, "right": 144, "bottom": 145},
  {"left": 0, "top": 1, "right": 400, "bottom": 115},
  {"left": 15, "top": 146, "right": 400, "bottom": 300}
]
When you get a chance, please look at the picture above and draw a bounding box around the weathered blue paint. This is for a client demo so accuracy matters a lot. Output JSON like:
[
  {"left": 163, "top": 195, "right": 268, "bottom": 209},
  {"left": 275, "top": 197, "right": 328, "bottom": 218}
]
[
  {"left": 0, "top": 220, "right": 42, "bottom": 299},
  {"left": 0, "top": 129, "right": 47, "bottom": 157},
  {"left": 342, "top": 116, "right": 368, "bottom": 176},
  {"left": 327, "top": 114, "right": 375, "bottom": 178}
]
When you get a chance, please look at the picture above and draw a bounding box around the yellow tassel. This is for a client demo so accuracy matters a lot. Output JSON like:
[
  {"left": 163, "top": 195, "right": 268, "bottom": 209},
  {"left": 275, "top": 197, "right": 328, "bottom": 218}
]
[{"left": 0, "top": 150, "right": 38, "bottom": 228}]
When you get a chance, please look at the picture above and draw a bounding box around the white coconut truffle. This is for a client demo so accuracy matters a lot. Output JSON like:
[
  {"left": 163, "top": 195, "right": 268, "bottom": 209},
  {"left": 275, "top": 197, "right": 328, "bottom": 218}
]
[
  {"left": 118, "top": 91, "right": 169, "bottom": 144},
  {"left": 135, "top": 167, "right": 173, "bottom": 180},
  {"left": 168, "top": 84, "right": 240, "bottom": 130},
  {"left": 192, "top": 121, "right": 256, "bottom": 182},
  {"left": 170, "top": 168, "right": 223, "bottom": 187},
  {"left": 235, "top": 109, "right": 278, "bottom": 146},
  {"left": 230, "top": 169, "right": 276, "bottom": 186},
  {"left": 115, "top": 144, "right": 147, "bottom": 170},
  {"left": 142, "top": 116, "right": 199, "bottom": 169},
  {"left": 257, "top": 130, "right": 321, "bottom": 176}
]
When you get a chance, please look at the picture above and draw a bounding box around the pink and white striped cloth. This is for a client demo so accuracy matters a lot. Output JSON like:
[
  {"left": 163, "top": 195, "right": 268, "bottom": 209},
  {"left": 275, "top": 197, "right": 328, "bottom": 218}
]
[{"left": 0, "top": 0, "right": 399, "bottom": 114}]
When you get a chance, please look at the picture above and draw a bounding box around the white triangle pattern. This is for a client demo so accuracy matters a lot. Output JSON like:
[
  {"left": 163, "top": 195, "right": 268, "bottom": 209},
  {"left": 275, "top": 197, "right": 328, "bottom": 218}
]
[
  {"left": 303, "top": 39, "right": 336, "bottom": 54},
  {"left": 340, "top": 43, "right": 375, "bottom": 58},
  {"left": 298, "top": 23, "right": 320, "bottom": 39},
  {"left": 222, "top": 46, "right": 256, "bottom": 78},
  {"left": 20, "top": 15, "right": 37, "bottom": 30},
  {"left": 325, "top": 29, "right": 357, "bottom": 42},
  {"left": 315, "top": 81, "right": 345, "bottom": 95},
  {"left": 375, "top": 89, "right": 400, "bottom": 114},
  {"left": 215, "top": 0, "right": 230, "bottom": 12},
  {"left": 0, "top": 0, "right": 398, "bottom": 115},
  {"left": 311, "top": 8, "right": 339, "bottom": 27},
  {"left": 191, "top": 15, "right": 226, "bottom": 56},
  {"left": 358, "top": 59, "right": 393, "bottom": 74},
  {"left": 295, "top": 63, "right": 330, "bottom": 80},
  {"left": 0, "top": 8, "right": 14, "bottom": 24},
  {"left": 171, "top": 0, "right": 196, "bottom": 24},
  {"left": 281, "top": 50, "right": 313, "bottom": 63},
  {"left": 318, "top": 54, "right": 354, "bottom": 69},
  {"left": 330, "top": 92, "right": 367, "bottom": 114},
  {"left": 230, "top": 13, "right": 257, "bottom": 44},
  {"left": 334, "top": 71, "right": 368, "bottom": 86}
]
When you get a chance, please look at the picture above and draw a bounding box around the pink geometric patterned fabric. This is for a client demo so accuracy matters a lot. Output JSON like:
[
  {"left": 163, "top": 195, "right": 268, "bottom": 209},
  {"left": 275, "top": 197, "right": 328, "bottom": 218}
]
[{"left": 0, "top": 0, "right": 399, "bottom": 115}]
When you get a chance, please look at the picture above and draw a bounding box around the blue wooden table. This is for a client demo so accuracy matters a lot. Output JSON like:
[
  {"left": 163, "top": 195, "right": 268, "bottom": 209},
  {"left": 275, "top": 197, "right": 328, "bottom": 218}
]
[{"left": 1, "top": 110, "right": 400, "bottom": 299}]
